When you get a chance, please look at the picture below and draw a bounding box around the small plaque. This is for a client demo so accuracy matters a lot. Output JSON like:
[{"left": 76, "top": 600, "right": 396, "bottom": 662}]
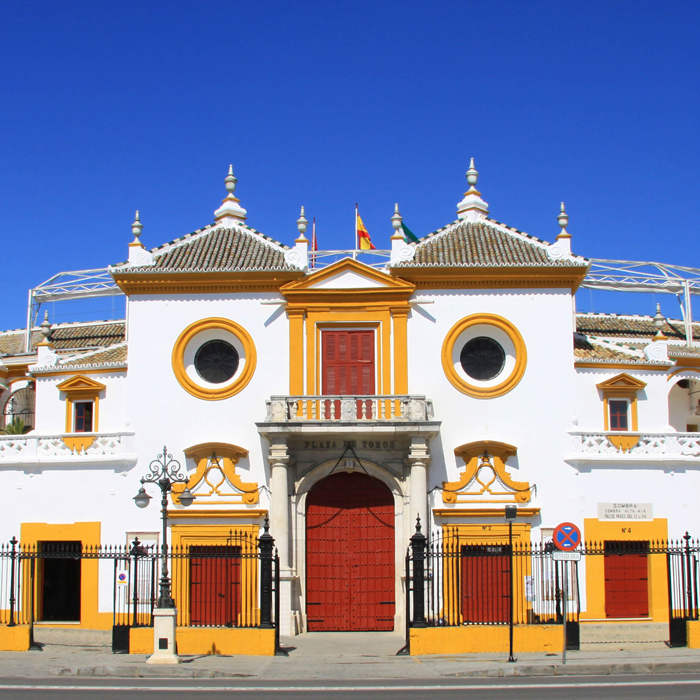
[
  {"left": 552, "top": 550, "right": 581, "bottom": 561},
  {"left": 598, "top": 503, "right": 653, "bottom": 521},
  {"left": 158, "top": 638, "right": 168, "bottom": 650}
]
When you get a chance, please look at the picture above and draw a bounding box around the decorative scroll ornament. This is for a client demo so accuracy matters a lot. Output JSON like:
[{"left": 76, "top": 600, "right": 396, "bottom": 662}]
[
  {"left": 442, "top": 440, "right": 531, "bottom": 504},
  {"left": 174, "top": 442, "right": 258, "bottom": 506}
]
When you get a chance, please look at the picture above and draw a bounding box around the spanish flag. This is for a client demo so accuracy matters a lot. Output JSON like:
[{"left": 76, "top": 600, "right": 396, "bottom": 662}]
[{"left": 357, "top": 214, "right": 375, "bottom": 250}]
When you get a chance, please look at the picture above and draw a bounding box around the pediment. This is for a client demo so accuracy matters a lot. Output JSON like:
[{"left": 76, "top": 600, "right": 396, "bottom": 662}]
[
  {"left": 56, "top": 375, "right": 106, "bottom": 392},
  {"left": 280, "top": 258, "right": 415, "bottom": 297},
  {"left": 596, "top": 373, "right": 647, "bottom": 391}
]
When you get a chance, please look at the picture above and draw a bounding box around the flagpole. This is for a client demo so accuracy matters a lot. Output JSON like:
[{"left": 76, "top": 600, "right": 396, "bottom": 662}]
[{"left": 354, "top": 203, "right": 358, "bottom": 260}]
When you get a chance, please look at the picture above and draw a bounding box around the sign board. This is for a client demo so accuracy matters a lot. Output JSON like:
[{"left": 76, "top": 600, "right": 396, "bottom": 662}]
[
  {"left": 597, "top": 503, "right": 653, "bottom": 521},
  {"left": 553, "top": 522, "right": 581, "bottom": 551},
  {"left": 117, "top": 571, "right": 128, "bottom": 585},
  {"left": 552, "top": 550, "right": 581, "bottom": 561}
]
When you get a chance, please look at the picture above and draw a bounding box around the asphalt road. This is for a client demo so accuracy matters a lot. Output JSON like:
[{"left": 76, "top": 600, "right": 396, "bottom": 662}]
[{"left": 0, "top": 675, "right": 698, "bottom": 700}]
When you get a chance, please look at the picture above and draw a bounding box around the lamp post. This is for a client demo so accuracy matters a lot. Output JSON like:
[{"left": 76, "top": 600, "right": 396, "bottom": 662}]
[
  {"left": 505, "top": 504, "right": 517, "bottom": 663},
  {"left": 133, "top": 445, "right": 194, "bottom": 663}
]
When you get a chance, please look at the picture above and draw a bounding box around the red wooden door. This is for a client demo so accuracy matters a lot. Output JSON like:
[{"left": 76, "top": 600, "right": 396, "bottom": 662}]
[
  {"left": 190, "top": 546, "right": 242, "bottom": 626},
  {"left": 322, "top": 331, "right": 375, "bottom": 418},
  {"left": 306, "top": 472, "right": 395, "bottom": 631},
  {"left": 461, "top": 545, "right": 511, "bottom": 623},
  {"left": 604, "top": 541, "right": 649, "bottom": 618}
]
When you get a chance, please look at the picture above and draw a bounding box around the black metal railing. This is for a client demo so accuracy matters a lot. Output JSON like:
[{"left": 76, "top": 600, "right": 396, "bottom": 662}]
[{"left": 0, "top": 527, "right": 282, "bottom": 653}]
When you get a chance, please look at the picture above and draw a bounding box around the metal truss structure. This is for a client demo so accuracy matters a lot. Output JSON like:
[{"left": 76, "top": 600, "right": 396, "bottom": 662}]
[{"left": 24, "top": 257, "right": 700, "bottom": 352}]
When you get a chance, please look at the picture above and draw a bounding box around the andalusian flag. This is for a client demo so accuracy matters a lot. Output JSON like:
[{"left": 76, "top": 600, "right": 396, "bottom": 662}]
[
  {"left": 401, "top": 222, "right": 419, "bottom": 244},
  {"left": 357, "top": 213, "right": 375, "bottom": 250}
]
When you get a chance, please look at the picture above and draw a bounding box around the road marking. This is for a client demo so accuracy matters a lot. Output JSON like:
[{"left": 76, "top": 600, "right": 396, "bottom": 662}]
[{"left": 0, "top": 679, "right": 699, "bottom": 693}]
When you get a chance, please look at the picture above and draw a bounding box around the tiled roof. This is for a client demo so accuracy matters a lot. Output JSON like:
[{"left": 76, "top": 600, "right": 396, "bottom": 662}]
[
  {"left": 394, "top": 219, "right": 589, "bottom": 268},
  {"left": 118, "top": 224, "right": 297, "bottom": 273},
  {"left": 32, "top": 343, "right": 128, "bottom": 373},
  {"left": 573, "top": 335, "right": 647, "bottom": 363},
  {"left": 0, "top": 321, "right": 126, "bottom": 357},
  {"left": 575, "top": 313, "right": 699, "bottom": 342}
]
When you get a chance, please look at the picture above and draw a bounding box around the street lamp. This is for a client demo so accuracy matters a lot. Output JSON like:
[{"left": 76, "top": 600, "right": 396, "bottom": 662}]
[{"left": 133, "top": 446, "right": 194, "bottom": 608}]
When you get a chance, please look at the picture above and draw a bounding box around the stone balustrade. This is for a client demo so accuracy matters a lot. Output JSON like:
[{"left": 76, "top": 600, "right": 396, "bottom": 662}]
[
  {"left": 264, "top": 395, "right": 434, "bottom": 423},
  {"left": 567, "top": 431, "right": 700, "bottom": 467},
  {"left": 0, "top": 431, "right": 136, "bottom": 468}
]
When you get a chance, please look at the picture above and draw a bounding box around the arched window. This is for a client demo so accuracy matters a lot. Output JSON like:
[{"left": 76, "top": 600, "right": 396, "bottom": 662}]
[{"left": 1, "top": 386, "right": 35, "bottom": 431}]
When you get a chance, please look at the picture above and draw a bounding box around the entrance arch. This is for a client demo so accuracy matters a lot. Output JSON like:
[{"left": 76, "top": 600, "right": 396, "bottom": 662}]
[{"left": 306, "top": 471, "right": 395, "bottom": 631}]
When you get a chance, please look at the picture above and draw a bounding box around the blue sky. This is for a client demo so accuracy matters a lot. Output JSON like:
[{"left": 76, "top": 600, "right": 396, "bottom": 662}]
[{"left": 1, "top": 1, "right": 699, "bottom": 331}]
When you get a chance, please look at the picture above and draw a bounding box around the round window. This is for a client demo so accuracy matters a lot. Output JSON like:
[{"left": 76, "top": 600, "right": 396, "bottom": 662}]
[
  {"left": 459, "top": 336, "right": 505, "bottom": 381},
  {"left": 194, "top": 340, "right": 239, "bottom": 384}
]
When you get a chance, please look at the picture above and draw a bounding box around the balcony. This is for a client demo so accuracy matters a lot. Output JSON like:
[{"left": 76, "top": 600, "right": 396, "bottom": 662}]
[
  {"left": 0, "top": 431, "right": 137, "bottom": 470},
  {"left": 260, "top": 395, "right": 439, "bottom": 440},
  {"left": 566, "top": 431, "right": 700, "bottom": 469}
]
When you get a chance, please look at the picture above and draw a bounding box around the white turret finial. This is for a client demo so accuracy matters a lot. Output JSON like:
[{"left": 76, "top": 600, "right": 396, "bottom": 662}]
[
  {"left": 214, "top": 164, "right": 247, "bottom": 222},
  {"left": 296, "top": 206, "right": 308, "bottom": 238},
  {"left": 131, "top": 210, "right": 143, "bottom": 242},
  {"left": 653, "top": 303, "right": 667, "bottom": 339},
  {"left": 224, "top": 164, "right": 237, "bottom": 195},
  {"left": 40, "top": 310, "right": 52, "bottom": 341},
  {"left": 457, "top": 158, "right": 489, "bottom": 221},
  {"left": 557, "top": 202, "right": 570, "bottom": 236},
  {"left": 391, "top": 203, "right": 403, "bottom": 234},
  {"left": 466, "top": 158, "right": 479, "bottom": 190}
]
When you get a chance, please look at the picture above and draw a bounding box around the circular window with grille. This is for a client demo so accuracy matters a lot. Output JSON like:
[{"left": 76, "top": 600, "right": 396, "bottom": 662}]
[
  {"left": 172, "top": 319, "right": 256, "bottom": 400},
  {"left": 441, "top": 314, "right": 526, "bottom": 398}
]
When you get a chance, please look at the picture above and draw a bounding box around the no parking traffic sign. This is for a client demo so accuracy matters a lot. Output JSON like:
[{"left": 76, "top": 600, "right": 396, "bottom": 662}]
[{"left": 553, "top": 522, "right": 581, "bottom": 551}]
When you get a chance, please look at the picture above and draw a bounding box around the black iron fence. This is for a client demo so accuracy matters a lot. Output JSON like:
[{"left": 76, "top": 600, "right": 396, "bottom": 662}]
[
  {"left": 0, "top": 526, "right": 282, "bottom": 652},
  {"left": 404, "top": 523, "right": 700, "bottom": 651}
]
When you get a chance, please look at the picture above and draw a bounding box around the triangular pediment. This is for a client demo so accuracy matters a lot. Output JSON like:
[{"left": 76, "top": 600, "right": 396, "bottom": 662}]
[
  {"left": 281, "top": 258, "right": 414, "bottom": 299},
  {"left": 596, "top": 373, "right": 647, "bottom": 391},
  {"left": 56, "top": 375, "right": 106, "bottom": 392}
]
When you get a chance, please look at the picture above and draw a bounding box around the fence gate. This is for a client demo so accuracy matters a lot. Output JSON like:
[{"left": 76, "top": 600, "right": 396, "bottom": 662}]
[{"left": 667, "top": 534, "right": 699, "bottom": 647}]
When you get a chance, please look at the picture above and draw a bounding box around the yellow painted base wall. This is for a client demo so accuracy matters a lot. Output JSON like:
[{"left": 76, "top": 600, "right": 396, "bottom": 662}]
[
  {"left": 409, "top": 625, "right": 563, "bottom": 655},
  {"left": 687, "top": 620, "right": 700, "bottom": 649},
  {"left": 130, "top": 627, "right": 276, "bottom": 656},
  {"left": 0, "top": 625, "right": 31, "bottom": 651}
]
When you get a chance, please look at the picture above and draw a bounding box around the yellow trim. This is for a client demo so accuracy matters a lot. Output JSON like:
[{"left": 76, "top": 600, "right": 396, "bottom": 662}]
[
  {"left": 443, "top": 441, "right": 531, "bottom": 504},
  {"left": 20, "top": 522, "right": 109, "bottom": 630},
  {"left": 56, "top": 375, "right": 105, "bottom": 442},
  {"left": 170, "top": 523, "right": 261, "bottom": 627},
  {"left": 168, "top": 509, "right": 267, "bottom": 520},
  {"left": 288, "top": 308, "right": 305, "bottom": 394},
  {"left": 673, "top": 357, "right": 700, "bottom": 368},
  {"left": 113, "top": 270, "right": 303, "bottom": 296},
  {"left": 130, "top": 626, "right": 275, "bottom": 655},
  {"left": 173, "top": 442, "right": 259, "bottom": 506},
  {"left": 434, "top": 507, "right": 541, "bottom": 518},
  {"left": 441, "top": 314, "right": 527, "bottom": 398},
  {"left": 171, "top": 318, "right": 257, "bottom": 400},
  {"left": 575, "top": 362, "right": 668, "bottom": 370},
  {"left": 582, "top": 518, "right": 668, "bottom": 622},
  {"left": 392, "top": 308, "right": 409, "bottom": 394},
  {"left": 668, "top": 367, "right": 700, "bottom": 380},
  {"left": 391, "top": 265, "right": 588, "bottom": 292},
  {"left": 34, "top": 368, "right": 125, "bottom": 378},
  {"left": 409, "top": 625, "right": 562, "bottom": 655},
  {"left": 0, "top": 626, "right": 31, "bottom": 651}
]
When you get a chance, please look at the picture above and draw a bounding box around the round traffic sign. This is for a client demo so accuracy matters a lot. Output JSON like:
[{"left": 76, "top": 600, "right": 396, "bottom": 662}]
[{"left": 553, "top": 522, "right": 581, "bottom": 551}]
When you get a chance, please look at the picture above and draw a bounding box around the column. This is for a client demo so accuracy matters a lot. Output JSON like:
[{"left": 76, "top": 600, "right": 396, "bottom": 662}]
[
  {"left": 268, "top": 438, "right": 290, "bottom": 569},
  {"left": 409, "top": 436, "right": 430, "bottom": 530}
]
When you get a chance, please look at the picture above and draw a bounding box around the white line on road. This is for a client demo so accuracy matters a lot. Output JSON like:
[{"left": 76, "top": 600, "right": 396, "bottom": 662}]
[{"left": 0, "top": 680, "right": 699, "bottom": 693}]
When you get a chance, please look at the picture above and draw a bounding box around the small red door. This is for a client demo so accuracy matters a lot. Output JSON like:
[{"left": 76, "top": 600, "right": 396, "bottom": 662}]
[
  {"left": 461, "top": 545, "right": 511, "bottom": 623},
  {"left": 322, "top": 331, "right": 375, "bottom": 418},
  {"left": 306, "top": 472, "right": 395, "bottom": 631},
  {"left": 190, "top": 546, "right": 242, "bottom": 626},
  {"left": 604, "top": 541, "right": 649, "bottom": 618}
]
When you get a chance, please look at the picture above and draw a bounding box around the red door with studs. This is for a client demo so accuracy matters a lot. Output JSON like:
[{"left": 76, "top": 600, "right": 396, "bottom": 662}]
[
  {"left": 604, "top": 541, "right": 649, "bottom": 618},
  {"left": 306, "top": 472, "right": 395, "bottom": 631}
]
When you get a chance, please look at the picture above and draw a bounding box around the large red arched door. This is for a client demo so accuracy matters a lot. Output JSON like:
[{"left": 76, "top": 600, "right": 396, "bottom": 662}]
[{"left": 306, "top": 472, "right": 395, "bottom": 631}]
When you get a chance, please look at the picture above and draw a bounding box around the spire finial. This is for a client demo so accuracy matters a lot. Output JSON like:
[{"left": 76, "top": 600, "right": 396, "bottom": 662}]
[
  {"left": 391, "top": 203, "right": 403, "bottom": 231},
  {"left": 466, "top": 158, "right": 479, "bottom": 189},
  {"left": 558, "top": 202, "right": 569, "bottom": 232},
  {"left": 225, "top": 165, "right": 237, "bottom": 196},
  {"left": 296, "top": 206, "right": 308, "bottom": 237},
  {"left": 131, "top": 210, "right": 143, "bottom": 242},
  {"left": 653, "top": 303, "right": 667, "bottom": 338},
  {"left": 40, "top": 310, "right": 51, "bottom": 340}
]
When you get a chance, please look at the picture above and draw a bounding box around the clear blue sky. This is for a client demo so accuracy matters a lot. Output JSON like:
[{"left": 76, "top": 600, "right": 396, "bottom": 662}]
[{"left": 1, "top": 1, "right": 698, "bottom": 331}]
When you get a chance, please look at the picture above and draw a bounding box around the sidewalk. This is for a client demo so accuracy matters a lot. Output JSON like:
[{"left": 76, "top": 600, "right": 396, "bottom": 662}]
[{"left": 0, "top": 629, "right": 698, "bottom": 680}]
